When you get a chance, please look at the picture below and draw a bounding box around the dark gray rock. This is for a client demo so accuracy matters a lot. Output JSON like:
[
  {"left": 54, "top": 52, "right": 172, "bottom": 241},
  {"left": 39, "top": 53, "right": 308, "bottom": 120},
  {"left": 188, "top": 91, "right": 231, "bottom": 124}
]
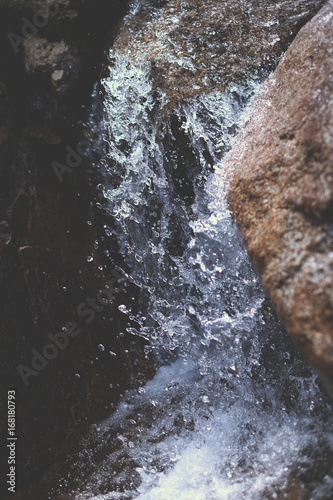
[
  {"left": 0, "top": 0, "right": 147, "bottom": 496},
  {"left": 23, "top": 36, "right": 80, "bottom": 94}
]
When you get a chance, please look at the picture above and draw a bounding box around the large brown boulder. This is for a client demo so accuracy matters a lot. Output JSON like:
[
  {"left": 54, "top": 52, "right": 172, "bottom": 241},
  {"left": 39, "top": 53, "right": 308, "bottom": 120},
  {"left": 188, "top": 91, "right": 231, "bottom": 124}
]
[{"left": 225, "top": 1, "right": 333, "bottom": 393}]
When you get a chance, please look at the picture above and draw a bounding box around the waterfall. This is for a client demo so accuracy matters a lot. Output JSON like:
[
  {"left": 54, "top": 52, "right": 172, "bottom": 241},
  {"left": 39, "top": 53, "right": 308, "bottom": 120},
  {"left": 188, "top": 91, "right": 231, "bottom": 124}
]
[{"left": 55, "top": 1, "right": 333, "bottom": 498}]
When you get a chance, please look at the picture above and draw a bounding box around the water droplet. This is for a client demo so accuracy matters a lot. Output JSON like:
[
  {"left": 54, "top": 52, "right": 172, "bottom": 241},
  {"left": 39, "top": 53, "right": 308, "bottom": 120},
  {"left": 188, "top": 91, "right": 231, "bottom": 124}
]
[
  {"left": 98, "top": 344, "right": 105, "bottom": 351},
  {"left": 87, "top": 255, "right": 93, "bottom": 262},
  {"left": 188, "top": 305, "right": 196, "bottom": 315}
]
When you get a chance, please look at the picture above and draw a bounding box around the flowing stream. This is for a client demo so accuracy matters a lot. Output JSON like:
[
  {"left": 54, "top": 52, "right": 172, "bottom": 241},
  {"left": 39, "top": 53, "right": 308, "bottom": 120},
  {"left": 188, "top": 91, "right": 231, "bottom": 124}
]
[{"left": 54, "top": 1, "right": 333, "bottom": 498}]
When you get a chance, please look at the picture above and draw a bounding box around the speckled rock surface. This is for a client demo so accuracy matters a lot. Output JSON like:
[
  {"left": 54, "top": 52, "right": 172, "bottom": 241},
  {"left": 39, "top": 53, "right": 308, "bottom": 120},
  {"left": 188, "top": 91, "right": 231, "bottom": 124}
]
[
  {"left": 110, "top": 0, "right": 326, "bottom": 116},
  {"left": 225, "top": 1, "right": 333, "bottom": 392}
]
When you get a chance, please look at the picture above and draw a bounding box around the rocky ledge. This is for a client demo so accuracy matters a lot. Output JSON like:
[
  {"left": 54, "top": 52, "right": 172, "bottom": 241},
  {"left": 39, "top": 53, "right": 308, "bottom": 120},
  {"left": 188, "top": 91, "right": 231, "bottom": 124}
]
[{"left": 109, "top": 0, "right": 326, "bottom": 116}]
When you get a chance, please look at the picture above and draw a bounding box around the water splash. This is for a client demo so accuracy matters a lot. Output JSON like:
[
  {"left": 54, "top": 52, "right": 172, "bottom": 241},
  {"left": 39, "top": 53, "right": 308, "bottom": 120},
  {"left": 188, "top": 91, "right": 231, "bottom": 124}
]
[{"left": 56, "top": 1, "right": 333, "bottom": 498}]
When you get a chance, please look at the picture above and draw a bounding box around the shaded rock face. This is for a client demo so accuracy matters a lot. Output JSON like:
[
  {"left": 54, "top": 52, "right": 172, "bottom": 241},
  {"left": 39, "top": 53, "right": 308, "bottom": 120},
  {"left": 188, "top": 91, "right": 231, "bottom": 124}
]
[
  {"left": 110, "top": 0, "right": 326, "bottom": 116},
  {"left": 3, "top": 0, "right": 127, "bottom": 95},
  {"left": 0, "top": 0, "right": 90, "bottom": 15},
  {"left": 0, "top": 0, "right": 61, "bottom": 11},
  {"left": 0, "top": 0, "right": 157, "bottom": 497},
  {"left": 225, "top": 2, "right": 333, "bottom": 393},
  {"left": 23, "top": 36, "right": 80, "bottom": 94}
]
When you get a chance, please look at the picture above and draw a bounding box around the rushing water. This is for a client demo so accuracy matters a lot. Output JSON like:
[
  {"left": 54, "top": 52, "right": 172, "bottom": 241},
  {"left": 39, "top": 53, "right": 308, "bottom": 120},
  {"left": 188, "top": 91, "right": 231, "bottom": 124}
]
[{"left": 54, "top": 1, "right": 333, "bottom": 498}]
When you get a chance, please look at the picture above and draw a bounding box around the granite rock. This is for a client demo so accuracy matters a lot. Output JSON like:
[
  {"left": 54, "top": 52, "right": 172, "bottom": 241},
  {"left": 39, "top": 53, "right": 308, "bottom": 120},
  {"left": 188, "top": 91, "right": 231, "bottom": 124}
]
[{"left": 225, "top": 1, "right": 333, "bottom": 392}]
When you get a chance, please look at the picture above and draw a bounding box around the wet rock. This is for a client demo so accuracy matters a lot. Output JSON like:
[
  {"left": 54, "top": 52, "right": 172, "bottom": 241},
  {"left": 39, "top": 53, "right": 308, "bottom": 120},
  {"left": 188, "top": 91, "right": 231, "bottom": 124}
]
[
  {"left": 23, "top": 35, "right": 80, "bottom": 94},
  {"left": 225, "top": 2, "right": 333, "bottom": 393},
  {"left": 109, "top": 0, "right": 326, "bottom": 116}
]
